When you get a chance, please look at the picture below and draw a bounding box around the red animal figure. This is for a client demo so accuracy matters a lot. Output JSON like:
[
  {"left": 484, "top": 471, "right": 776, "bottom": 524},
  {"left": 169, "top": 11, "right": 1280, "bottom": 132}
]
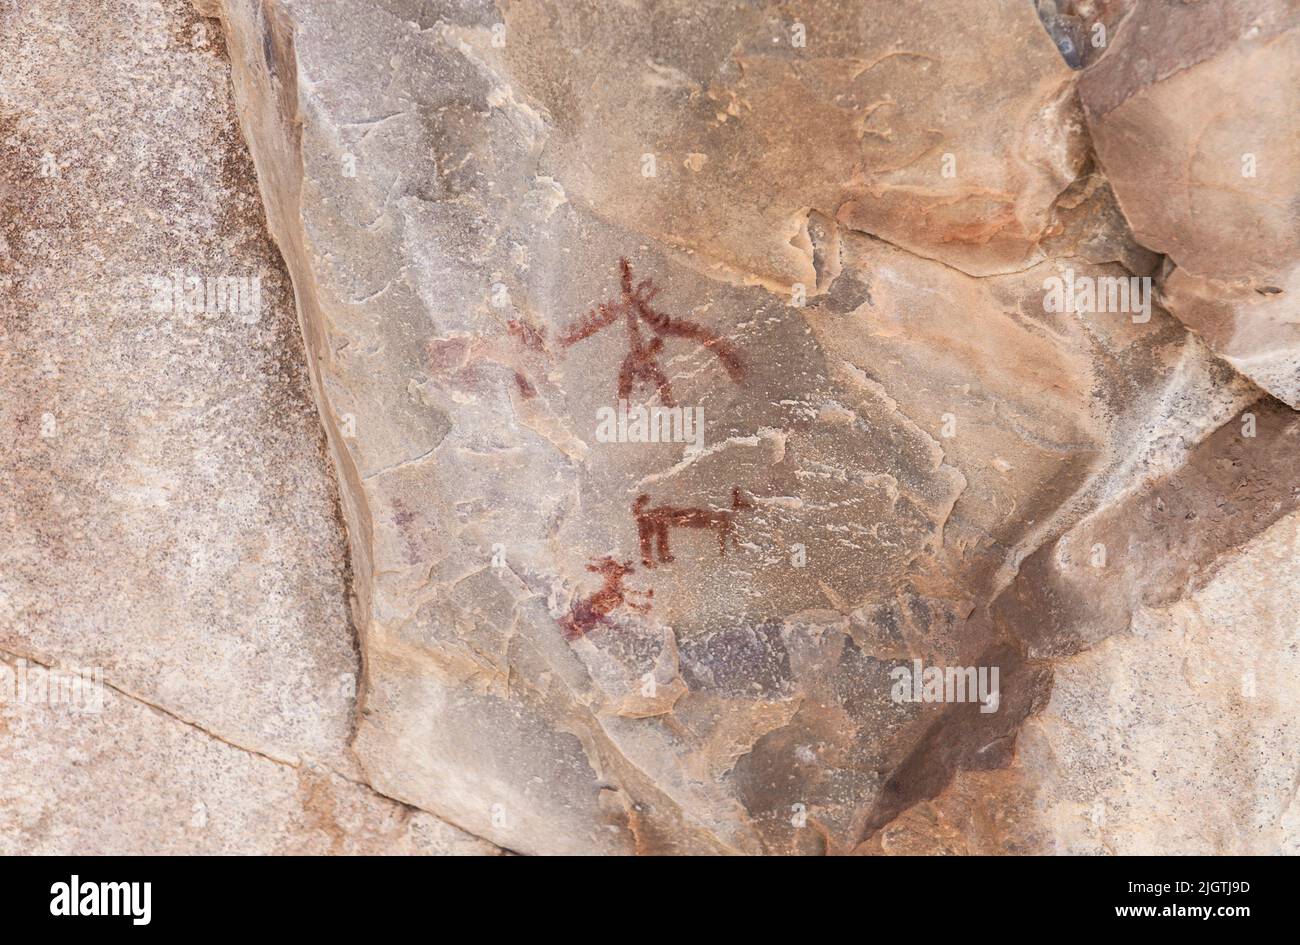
[
  {"left": 633, "top": 488, "right": 753, "bottom": 568},
  {"left": 559, "top": 258, "right": 745, "bottom": 406},
  {"left": 561, "top": 557, "right": 652, "bottom": 641}
]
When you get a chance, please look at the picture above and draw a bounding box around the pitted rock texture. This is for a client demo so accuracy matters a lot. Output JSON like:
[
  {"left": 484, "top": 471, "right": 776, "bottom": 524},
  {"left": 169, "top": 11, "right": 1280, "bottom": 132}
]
[
  {"left": 0, "top": 0, "right": 495, "bottom": 855},
  {"left": 185, "top": 0, "right": 1298, "bottom": 855}
]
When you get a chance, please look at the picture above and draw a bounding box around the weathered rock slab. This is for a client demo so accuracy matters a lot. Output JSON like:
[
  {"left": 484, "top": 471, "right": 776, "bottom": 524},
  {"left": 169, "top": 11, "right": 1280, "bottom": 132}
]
[
  {"left": 0, "top": 0, "right": 494, "bottom": 855},
  {"left": 194, "top": 0, "right": 1299, "bottom": 854},
  {"left": 1081, "top": 0, "right": 1300, "bottom": 406}
]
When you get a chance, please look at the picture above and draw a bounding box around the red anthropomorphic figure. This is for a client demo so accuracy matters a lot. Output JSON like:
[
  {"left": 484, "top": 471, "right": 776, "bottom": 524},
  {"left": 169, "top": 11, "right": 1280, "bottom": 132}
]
[{"left": 560, "top": 258, "right": 745, "bottom": 406}]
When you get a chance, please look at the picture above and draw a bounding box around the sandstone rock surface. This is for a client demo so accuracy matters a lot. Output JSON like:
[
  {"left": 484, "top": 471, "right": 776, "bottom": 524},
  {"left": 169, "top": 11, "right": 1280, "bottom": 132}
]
[
  {"left": 0, "top": 0, "right": 495, "bottom": 855},
  {"left": 184, "top": 0, "right": 1298, "bottom": 855},
  {"left": 866, "top": 505, "right": 1300, "bottom": 856},
  {"left": 1081, "top": 0, "right": 1300, "bottom": 405},
  {"left": 4, "top": 0, "right": 1297, "bottom": 856}
]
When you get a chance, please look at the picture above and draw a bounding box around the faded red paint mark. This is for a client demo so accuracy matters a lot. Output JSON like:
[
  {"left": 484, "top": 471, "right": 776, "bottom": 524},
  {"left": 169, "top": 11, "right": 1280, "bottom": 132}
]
[
  {"left": 505, "top": 320, "right": 550, "bottom": 399},
  {"left": 507, "top": 318, "right": 548, "bottom": 353},
  {"left": 389, "top": 499, "right": 429, "bottom": 566},
  {"left": 633, "top": 488, "right": 753, "bottom": 568},
  {"left": 561, "top": 557, "right": 652, "bottom": 640},
  {"left": 425, "top": 336, "right": 470, "bottom": 375},
  {"left": 560, "top": 258, "right": 745, "bottom": 406},
  {"left": 424, "top": 329, "right": 545, "bottom": 400},
  {"left": 390, "top": 499, "right": 417, "bottom": 528}
]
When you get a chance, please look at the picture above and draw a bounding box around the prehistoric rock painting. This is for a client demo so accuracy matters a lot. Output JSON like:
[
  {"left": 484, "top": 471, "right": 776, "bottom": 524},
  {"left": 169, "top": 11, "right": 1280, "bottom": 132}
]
[
  {"left": 633, "top": 488, "right": 753, "bottom": 568},
  {"left": 504, "top": 318, "right": 551, "bottom": 399},
  {"left": 506, "top": 318, "right": 548, "bottom": 353},
  {"left": 38, "top": 0, "right": 1293, "bottom": 860},
  {"left": 512, "top": 371, "right": 537, "bottom": 398},
  {"left": 561, "top": 557, "right": 652, "bottom": 640},
  {"left": 559, "top": 259, "right": 746, "bottom": 406}
]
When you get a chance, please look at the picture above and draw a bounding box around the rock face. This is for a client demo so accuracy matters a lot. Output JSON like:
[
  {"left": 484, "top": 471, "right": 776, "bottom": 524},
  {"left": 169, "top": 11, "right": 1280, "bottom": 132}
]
[
  {"left": 1020, "top": 508, "right": 1300, "bottom": 855},
  {"left": 1080, "top": 0, "right": 1300, "bottom": 406},
  {"left": 867, "top": 504, "right": 1300, "bottom": 856},
  {"left": 4, "top": 0, "right": 1296, "bottom": 855},
  {"left": 0, "top": 0, "right": 495, "bottom": 855},
  {"left": 168, "top": 0, "right": 1298, "bottom": 856}
]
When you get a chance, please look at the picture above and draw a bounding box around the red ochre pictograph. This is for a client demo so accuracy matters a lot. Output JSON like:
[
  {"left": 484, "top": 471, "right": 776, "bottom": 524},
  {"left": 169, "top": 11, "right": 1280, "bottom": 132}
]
[
  {"left": 559, "top": 258, "right": 745, "bottom": 406},
  {"left": 540, "top": 262, "right": 753, "bottom": 639},
  {"left": 561, "top": 557, "right": 653, "bottom": 641},
  {"left": 633, "top": 488, "right": 753, "bottom": 568}
]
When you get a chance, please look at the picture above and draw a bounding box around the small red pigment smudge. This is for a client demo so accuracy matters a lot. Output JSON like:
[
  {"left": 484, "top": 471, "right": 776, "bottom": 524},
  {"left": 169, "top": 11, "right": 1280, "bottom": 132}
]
[
  {"left": 425, "top": 336, "right": 470, "bottom": 375},
  {"left": 507, "top": 319, "right": 548, "bottom": 353},
  {"left": 514, "top": 371, "right": 537, "bottom": 398}
]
